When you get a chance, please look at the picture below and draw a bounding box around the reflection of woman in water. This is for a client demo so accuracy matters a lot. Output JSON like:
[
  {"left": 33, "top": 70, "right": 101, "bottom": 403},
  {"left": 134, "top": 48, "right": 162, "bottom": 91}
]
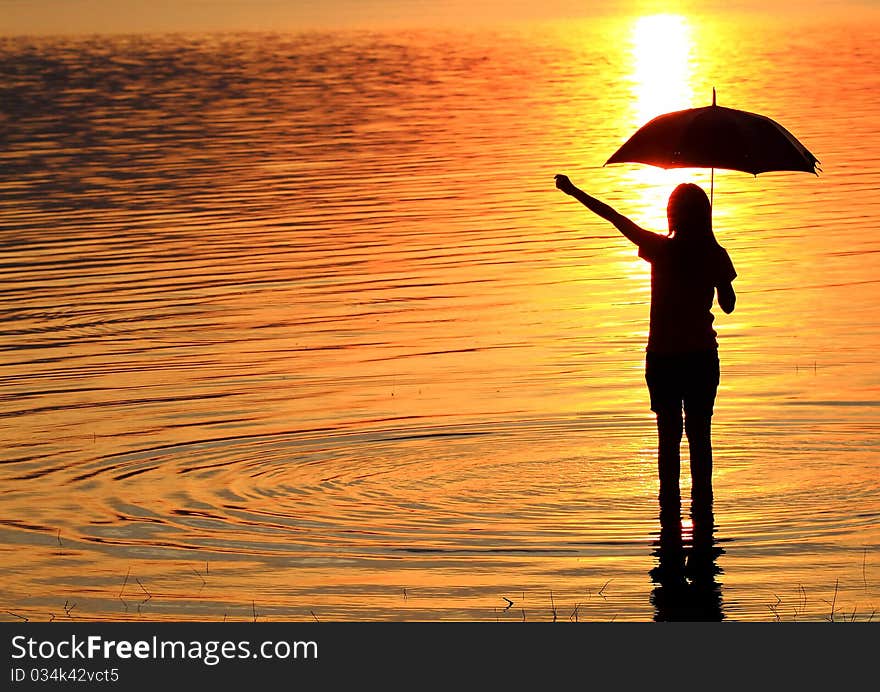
[
  {"left": 554, "top": 175, "right": 736, "bottom": 511},
  {"left": 650, "top": 505, "right": 724, "bottom": 621}
]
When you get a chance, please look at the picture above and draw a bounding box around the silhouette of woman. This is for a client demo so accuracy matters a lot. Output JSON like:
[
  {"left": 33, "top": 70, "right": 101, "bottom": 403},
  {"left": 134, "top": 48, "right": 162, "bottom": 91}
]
[{"left": 554, "top": 175, "right": 736, "bottom": 511}]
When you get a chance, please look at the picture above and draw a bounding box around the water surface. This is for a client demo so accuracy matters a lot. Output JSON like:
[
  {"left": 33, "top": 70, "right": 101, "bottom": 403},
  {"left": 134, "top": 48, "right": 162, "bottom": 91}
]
[{"left": 1, "top": 11, "right": 879, "bottom": 621}]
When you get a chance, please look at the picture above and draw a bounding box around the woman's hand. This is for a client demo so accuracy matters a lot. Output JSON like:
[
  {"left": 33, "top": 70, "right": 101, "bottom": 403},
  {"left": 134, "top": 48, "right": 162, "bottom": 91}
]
[{"left": 555, "top": 174, "right": 576, "bottom": 195}]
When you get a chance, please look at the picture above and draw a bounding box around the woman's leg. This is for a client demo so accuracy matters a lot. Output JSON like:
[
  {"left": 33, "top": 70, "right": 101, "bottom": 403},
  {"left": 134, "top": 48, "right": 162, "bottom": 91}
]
[
  {"left": 657, "top": 409, "right": 683, "bottom": 504},
  {"left": 683, "top": 351, "right": 720, "bottom": 510},
  {"left": 685, "top": 413, "right": 713, "bottom": 508},
  {"left": 647, "top": 352, "right": 684, "bottom": 504}
]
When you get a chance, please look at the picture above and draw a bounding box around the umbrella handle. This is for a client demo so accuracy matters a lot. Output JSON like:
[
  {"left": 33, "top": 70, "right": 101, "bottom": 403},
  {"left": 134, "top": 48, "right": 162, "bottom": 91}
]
[
  {"left": 710, "top": 88, "right": 715, "bottom": 209},
  {"left": 710, "top": 167, "right": 714, "bottom": 208}
]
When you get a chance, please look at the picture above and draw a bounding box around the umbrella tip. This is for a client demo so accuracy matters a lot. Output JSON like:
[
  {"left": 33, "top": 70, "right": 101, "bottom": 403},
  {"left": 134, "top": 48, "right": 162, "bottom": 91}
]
[{"left": 712, "top": 87, "right": 716, "bottom": 106}]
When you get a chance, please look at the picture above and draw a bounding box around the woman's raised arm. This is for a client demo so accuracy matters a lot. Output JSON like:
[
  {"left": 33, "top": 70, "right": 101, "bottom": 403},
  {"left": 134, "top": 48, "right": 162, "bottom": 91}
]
[{"left": 555, "top": 174, "right": 655, "bottom": 247}]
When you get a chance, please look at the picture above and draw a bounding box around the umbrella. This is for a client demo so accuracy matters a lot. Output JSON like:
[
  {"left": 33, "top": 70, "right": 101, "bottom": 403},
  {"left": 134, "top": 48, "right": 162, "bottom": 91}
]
[{"left": 605, "top": 89, "right": 819, "bottom": 203}]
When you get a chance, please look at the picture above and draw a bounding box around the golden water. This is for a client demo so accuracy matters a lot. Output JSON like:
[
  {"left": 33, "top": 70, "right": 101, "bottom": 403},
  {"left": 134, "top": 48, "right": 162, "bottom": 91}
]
[{"left": 1, "top": 11, "right": 878, "bottom": 621}]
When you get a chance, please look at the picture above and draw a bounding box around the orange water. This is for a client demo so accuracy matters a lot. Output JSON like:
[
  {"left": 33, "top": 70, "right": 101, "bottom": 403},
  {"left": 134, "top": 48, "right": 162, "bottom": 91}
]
[{"left": 1, "top": 11, "right": 878, "bottom": 621}]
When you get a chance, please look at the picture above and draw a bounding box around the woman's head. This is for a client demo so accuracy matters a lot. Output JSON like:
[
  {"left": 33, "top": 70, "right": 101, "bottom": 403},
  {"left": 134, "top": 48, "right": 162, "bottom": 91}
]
[{"left": 667, "top": 183, "right": 713, "bottom": 241}]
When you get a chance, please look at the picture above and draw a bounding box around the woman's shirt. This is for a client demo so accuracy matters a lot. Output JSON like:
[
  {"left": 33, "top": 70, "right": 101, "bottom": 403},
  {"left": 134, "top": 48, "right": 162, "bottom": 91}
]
[{"left": 637, "top": 235, "right": 736, "bottom": 354}]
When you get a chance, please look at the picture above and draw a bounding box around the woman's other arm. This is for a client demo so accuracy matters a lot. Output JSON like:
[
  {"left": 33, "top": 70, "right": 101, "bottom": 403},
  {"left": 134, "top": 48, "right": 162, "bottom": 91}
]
[{"left": 717, "top": 282, "right": 736, "bottom": 314}]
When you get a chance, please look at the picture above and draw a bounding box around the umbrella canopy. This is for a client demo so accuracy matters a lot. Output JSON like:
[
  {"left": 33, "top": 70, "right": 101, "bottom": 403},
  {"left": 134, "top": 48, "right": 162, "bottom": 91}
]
[{"left": 605, "top": 91, "right": 820, "bottom": 176}]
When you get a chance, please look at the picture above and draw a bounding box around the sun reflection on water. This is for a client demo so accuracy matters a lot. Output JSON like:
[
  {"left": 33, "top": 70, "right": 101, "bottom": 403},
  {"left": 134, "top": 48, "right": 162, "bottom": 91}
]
[
  {"left": 622, "top": 14, "right": 711, "bottom": 230},
  {"left": 630, "top": 14, "right": 694, "bottom": 125}
]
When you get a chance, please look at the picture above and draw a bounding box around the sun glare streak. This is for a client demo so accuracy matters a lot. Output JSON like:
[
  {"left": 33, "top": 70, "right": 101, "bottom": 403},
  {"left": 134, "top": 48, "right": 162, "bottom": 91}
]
[
  {"left": 624, "top": 14, "right": 707, "bottom": 229},
  {"left": 630, "top": 14, "right": 693, "bottom": 125}
]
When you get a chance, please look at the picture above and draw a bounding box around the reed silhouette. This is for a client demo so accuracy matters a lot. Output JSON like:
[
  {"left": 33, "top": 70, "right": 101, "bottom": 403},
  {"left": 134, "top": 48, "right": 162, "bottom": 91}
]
[{"left": 555, "top": 175, "right": 736, "bottom": 510}]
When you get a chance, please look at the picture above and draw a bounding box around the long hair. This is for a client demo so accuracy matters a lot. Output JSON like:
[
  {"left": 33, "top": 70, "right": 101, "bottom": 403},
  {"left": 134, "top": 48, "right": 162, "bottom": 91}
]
[{"left": 666, "top": 183, "right": 716, "bottom": 244}]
